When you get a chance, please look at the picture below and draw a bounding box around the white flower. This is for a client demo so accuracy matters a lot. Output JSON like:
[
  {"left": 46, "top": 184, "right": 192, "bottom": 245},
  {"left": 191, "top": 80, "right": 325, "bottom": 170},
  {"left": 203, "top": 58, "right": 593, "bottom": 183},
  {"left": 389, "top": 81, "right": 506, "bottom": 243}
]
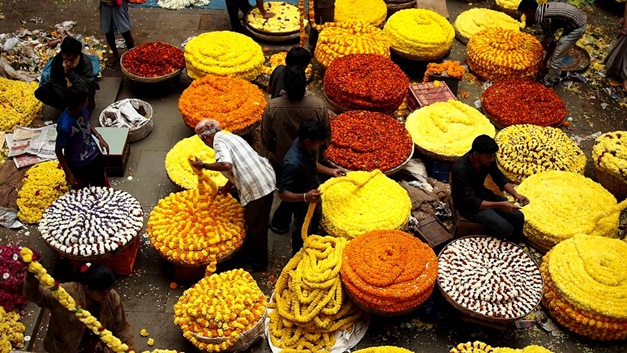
[
  {"left": 2, "top": 273, "right": 9, "bottom": 279},
  {"left": 12, "top": 253, "right": 18, "bottom": 261}
]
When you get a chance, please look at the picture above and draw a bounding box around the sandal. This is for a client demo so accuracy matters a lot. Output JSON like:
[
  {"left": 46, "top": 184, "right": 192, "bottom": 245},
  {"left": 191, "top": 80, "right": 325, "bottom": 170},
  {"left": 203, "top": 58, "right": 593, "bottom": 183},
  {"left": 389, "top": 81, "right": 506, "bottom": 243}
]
[{"left": 106, "top": 56, "right": 120, "bottom": 68}]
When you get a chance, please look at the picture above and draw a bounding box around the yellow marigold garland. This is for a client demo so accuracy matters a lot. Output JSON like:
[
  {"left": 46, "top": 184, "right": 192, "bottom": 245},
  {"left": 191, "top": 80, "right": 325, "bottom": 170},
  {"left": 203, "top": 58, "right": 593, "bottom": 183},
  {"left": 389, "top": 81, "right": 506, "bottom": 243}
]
[
  {"left": 451, "top": 342, "right": 554, "bottom": 353},
  {"left": 313, "top": 22, "right": 391, "bottom": 68},
  {"left": 246, "top": 2, "right": 300, "bottom": 33},
  {"left": 384, "top": 9, "right": 454, "bottom": 60},
  {"left": 354, "top": 347, "right": 413, "bottom": 353},
  {"left": 184, "top": 31, "right": 264, "bottom": 81},
  {"left": 334, "top": 0, "right": 388, "bottom": 27},
  {"left": 173, "top": 269, "right": 267, "bottom": 352},
  {"left": 0, "top": 77, "right": 43, "bottom": 132},
  {"left": 165, "top": 135, "right": 228, "bottom": 190},
  {"left": 541, "top": 235, "right": 627, "bottom": 340},
  {"left": 467, "top": 29, "right": 543, "bottom": 82},
  {"left": 318, "top": 170, "right": 411, "bottom": 239},
  {"left": 592, "top": 131, "right": 627, "bottom": 183},
  {"left": 495, "top": 125, "right": 586, "bottom": 183},
  {"left": 0, "top": 306, "right": 25, "bottom": 353},
  {"left": 454, "top": 8, "right": 521, "bottom": 42},
  {"left": 405, "top": 100, "right": 495, "bottom": 159},
  {"left": 17, "top": 161, "right": 68, "bottom": 224},
  {"left": 517, "top": 171, "right": 621, "bottom": 252}
]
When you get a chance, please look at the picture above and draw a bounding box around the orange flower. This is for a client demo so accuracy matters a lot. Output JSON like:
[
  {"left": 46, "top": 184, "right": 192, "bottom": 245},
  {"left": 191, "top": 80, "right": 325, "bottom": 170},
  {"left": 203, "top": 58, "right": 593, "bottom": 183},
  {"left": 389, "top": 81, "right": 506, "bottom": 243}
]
[{"left": 424, "top": 61, "right": 465, "bottom": 82}]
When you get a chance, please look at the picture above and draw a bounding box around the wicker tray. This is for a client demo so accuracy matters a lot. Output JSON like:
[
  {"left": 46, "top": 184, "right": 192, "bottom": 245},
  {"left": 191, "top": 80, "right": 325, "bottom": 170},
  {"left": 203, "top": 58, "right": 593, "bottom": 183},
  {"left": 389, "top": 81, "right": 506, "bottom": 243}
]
[
  {"left": 192, "top": 313, "right": 266, "bottom": 352},
  {"left": 455, "top": 29, "right": 469, "bottom": 45},
  {"left": 595, "top": 165, "right": 627, "bottom": 201},
  {"left": 324, "top": 90, "right": 399, "bottom": 115},
  {"left": 120, "top": 50, "right": 183, "bottom": 83},
  {"left": 99, "top": 98, "right": 154, "bottom": 142},
  {"left": 44, "top": 233, "right": 141, "bottom": 262},
  {"left": 414, "top": 143, "right": 460, "bottom": 163},
  {"left": 390, "top": 47, "right": 448, "bottom": 62},
  {"left": 327, "top": 143, "right": 414, "bottom": 176},
  {"left": 493, "top": 3, "right": 520, "bottom": 19},
  {"left": 437, "top": 235, "right": 544, "bottom": 323},
  {"left": 245, "top": 22, "right": 300, "bottom": 43}
]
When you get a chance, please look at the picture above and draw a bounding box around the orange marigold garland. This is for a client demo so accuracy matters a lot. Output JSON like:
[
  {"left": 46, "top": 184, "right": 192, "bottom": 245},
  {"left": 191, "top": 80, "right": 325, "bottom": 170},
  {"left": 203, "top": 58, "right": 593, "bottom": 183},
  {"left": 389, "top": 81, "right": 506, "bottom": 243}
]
[
  {"left": 340, "top": 230, "right": 438, "bottom": 314},
  {"left": 178, "top": 74, "right": 266, "bottom": 131},
  {"left": 326, "top": 111, "right": 413, "bottom": 173},
  {"left": 424, "top": 61, "right": 465, "bottom": 82}
]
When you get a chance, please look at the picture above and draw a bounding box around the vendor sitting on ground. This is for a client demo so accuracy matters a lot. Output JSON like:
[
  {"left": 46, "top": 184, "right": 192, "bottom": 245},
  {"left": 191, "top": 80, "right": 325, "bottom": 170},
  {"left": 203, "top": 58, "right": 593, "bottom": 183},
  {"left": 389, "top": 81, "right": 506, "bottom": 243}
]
[
  {"left": 518, "top": 0, "right": 586, "bottom": 87},
  {"left": 35, "top": 36, "right": 97, "bottom": 112},
  {"left": 450, "top": 135, "right": 529, "bottom": 244}
]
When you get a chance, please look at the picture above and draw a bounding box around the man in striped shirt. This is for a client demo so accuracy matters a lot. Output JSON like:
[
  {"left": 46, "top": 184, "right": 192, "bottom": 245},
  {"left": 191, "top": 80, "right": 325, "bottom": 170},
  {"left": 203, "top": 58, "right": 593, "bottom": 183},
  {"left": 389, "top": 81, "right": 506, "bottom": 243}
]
[
  {"left": 191, "top": 119, "right": 276, "bottom": 272},
  {"left": 519, "top": 0, "right": 587, "bottom": 87}
]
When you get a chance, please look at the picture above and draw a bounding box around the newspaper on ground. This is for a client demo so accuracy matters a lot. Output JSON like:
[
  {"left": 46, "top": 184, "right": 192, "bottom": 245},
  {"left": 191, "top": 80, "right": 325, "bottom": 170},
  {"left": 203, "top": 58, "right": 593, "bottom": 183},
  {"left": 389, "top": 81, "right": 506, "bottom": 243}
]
[{"left": 5, "top": 125, "right": 57, "bottom": 168}]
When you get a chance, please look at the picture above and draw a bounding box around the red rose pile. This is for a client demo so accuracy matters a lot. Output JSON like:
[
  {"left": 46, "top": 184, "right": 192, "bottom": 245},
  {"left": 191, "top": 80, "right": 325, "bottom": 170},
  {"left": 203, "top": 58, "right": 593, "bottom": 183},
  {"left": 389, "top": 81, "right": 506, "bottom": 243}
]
[
  {"left": 121, "top": 42, "right": 185, "bottom": 78},
  {"left": 0, "top": 245, "right": 40, "bottom": 311}
]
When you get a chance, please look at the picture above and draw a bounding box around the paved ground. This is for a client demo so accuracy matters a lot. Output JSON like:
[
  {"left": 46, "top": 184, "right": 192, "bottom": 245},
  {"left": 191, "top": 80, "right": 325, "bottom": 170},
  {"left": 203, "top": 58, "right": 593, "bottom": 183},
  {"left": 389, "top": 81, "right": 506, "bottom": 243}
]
[{"left": 1, "top": 0, "right": 626, "bottom": 353}]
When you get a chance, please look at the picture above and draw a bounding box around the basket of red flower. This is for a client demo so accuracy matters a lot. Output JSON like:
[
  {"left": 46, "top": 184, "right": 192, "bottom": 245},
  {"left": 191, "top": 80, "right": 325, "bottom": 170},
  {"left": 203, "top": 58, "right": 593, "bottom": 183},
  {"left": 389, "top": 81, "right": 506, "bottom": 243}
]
[{"left": 120, "top": 42, "right": 185, "bottom": 83}]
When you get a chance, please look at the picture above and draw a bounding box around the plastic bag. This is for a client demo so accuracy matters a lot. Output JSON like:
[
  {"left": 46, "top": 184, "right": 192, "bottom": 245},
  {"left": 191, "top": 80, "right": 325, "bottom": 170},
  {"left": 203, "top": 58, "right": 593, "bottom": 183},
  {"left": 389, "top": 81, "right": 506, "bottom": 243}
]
[{"left": 0, "top": 207, "right": 26, "bottom": 229}]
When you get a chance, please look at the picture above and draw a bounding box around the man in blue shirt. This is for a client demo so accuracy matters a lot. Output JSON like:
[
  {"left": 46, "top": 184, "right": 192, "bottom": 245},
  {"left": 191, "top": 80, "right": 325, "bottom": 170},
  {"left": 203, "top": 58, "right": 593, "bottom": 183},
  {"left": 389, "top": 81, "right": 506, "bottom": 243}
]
[{"left": 55, "top": 88, "right": 109, "bottom": 189}]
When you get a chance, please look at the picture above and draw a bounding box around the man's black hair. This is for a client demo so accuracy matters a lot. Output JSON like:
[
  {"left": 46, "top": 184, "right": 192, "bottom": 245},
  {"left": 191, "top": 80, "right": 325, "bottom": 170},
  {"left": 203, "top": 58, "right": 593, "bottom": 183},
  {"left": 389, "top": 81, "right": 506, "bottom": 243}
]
[
  {"left": 518, "top": 0, "right": 538, "bottom": 13},
  {"left": 80, "top": 264, "right": 115, "bottom": 291},
  {"left": 285, "top": 46, "right": 312, "bottom": 68},
  {"left": 471, "top": 135, "right": 499, "bottom": 154},
  {"left": 60, "top": 36, "right": 83, "bottom": 57},
  {"left": 284, "top": 66, "right": 307, "bottom": 101},
  {"left": 64, "top": 88, "right": 88, "bottom": 109},
  {"left": 298, "top": 119, "right": 329, "bottom": 142}
]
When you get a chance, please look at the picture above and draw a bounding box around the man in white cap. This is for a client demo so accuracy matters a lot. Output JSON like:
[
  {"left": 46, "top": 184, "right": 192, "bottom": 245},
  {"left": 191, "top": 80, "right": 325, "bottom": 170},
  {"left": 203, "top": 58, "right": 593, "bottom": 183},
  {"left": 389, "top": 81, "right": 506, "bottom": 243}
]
[{"left": 190, "top": 119, "right": 276, "bottom": 272}]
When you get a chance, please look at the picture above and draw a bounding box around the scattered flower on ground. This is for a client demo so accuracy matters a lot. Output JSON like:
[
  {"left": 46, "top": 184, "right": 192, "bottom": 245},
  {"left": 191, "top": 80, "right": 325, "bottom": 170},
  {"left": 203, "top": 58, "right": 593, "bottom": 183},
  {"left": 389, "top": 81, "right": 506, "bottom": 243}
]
[{"left": 17, "top": 161, "right": 68, "bottom": 224}]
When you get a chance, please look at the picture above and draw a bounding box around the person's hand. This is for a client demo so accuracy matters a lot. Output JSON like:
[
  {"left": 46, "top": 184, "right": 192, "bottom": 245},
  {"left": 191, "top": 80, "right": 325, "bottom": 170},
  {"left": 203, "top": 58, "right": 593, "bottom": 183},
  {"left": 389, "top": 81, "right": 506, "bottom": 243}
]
[
  {"left": 65, "top": 172, "right": 80, "bottom": 189},
  {"left": 63, "top": 60, "right": 73, "bottom": 74},
  {"left": 515, "top": 194, "right": 530, "bottom": 206},
  {"left": 500, "top": 201, "right": 521, "bottom": 212},
  {"left": 262, "top": 11, "right": 276, "bottom": 19},
  {"left": 331, "top": 169, "right": 346, "bottom": 177},
  {"left": 189, "top": 156, "right": 204, "bottom": 169},
  {"left": 98, "top": 136, "right": 109, "bottom": 155},
  {"left": 304, "top": 189, "right": 321, "bottom": 203},
  {"left": 218, "top": 184, "right": 232, "bottom": 195}
]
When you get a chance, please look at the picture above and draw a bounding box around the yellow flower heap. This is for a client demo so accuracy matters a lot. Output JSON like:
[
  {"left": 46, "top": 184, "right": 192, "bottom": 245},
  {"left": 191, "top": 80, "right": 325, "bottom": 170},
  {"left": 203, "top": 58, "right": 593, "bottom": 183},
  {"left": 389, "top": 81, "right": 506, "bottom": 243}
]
[
  {"left": 184, "top": 31, "right": 264, "bottom": 80},
  {"left": 165, "top": 135, "right": 228, "bottom": 190},
  {"left": 334, "top": 0, "right": 388, "bottom": 27},
  {"left": 246, "top": 2, "right": 300, "bottom": 33},
  {"left": 319, "top": 170, "right": 411, "bottom": 239},
  {"left": 405, "top": 100, "right": 495, "bottom": 159},
  {"left": 147, "top": 166, "right": 245, "bottom": 274},
  {"left": 269, "top": 235, "right": 364, "bottom": 352},
  {"left": 495, "top": 125, "right": 586, "bottom": 183},
  {"left": 384, "top": 9, "right": 454, "bottom": 60},
  {"left": 0, "top": 77, "right": 43, "bottom": 132},
  {"left": 451, "top": 342, "right": 554, "bottom": 353},
  {"left": 454, "top": 8, "right": 522, "bottom": 43},
  {"left": 17, "top": 161, "right": 68, "bottom": 224},
  {"left": 542, "top": 235, "right": 627, "bottom": 340},
  {"left": 517, "top": 171, "right": 621, "bottom": 253},
  {"left": 592, "top": 131, "right": 627, "bottom": 199},
  {"left": 0, "top": 306, "right": 25, "bottom": 353},
  {"left": 467, "top": 28, "right": 543, "bottom": 82},
  {"left": 314, "top": 22, "right": 391, "bottom": 68},
  {"left": 174, "top": 269, "right": 266, "bottom": 351}
]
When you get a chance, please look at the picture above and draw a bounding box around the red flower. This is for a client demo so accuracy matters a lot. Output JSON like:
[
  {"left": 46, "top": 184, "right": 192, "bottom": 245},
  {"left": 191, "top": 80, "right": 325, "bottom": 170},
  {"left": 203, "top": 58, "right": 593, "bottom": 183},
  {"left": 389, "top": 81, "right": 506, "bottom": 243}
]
[{"left": 121, "top": 42, "right": 185, "bottom": 78}]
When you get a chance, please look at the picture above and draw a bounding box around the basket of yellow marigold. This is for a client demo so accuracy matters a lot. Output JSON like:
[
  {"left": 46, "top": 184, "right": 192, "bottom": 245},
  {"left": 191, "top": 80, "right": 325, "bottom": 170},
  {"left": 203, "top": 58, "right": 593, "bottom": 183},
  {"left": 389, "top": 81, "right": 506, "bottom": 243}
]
[
  {"left": 165, "top": 135, "right": 229, "bottom": 190},
  {"left": 541, "top": 235, "right": 627, "bottom": 341},
  {"left": 384, "top": 9, "right": 454, "bottom": 61},
  {"left": 454, "top": 8, "right": 522, "bottom": 45},
  {"left": 16, "top": 161, "right": 68, "bottom": 224},
  {"left": 341, "top": 230, "right": 438, "bottom": 315},
  {"left": 0, "top": 77, "right": 43, "bottom": 133},
  {"left": 405, "top": 100, "right": 495, "bottom": 162},
  {"left": 245, "top": 2, "right": 301, "bottom": 42},
  {"left": 450, "top": 341, "right": 555, "bottom": 353},
  {"left": 517, "top": 171, "right": 622, "bottom": 253},
  {"left": 174, "top": 269, "right": 267, "bottom": 352},
  {"left": 313, "top": 22, "right": 391, "bottom": 68},
  {"left": 334, "top": 0, "right": 388, "bottom": 27},
  {"left": 184, "top": 31, "right": 264, "bottom": 81},
  {"left": 592, "top": 131, "right": 627, "bottom": 201},
  {"left": 467, "top": 28, "right": 543, "bottom": 82},
  {"left": 178, "top": 74, "right": 266, "bottom": 133}
]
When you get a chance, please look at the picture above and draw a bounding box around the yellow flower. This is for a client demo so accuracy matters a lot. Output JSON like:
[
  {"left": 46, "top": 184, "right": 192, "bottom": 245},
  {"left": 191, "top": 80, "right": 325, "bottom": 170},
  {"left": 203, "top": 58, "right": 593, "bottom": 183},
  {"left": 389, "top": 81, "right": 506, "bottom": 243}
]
[
  {"left": 405, "top": 100, "right": 495, "bottom": 159},
  {"left": 384, "top": 9, "right": 454, "bottom": 60},
  {"left": 165, "top": 136, "right": 228, "bottom": 189},
  {"left": 354, "top": 347, "right": 413, "bottom": 353},
  {"left": 147, "top": 338, "right": 154, "bottom": 346},
  {"left": 246, "top": 2, "right": 301, "bottom": 33},
  {"left": 17, "top": 161, "right": 68, "bottom": 224},
  {"left": 592, "top": 131, "right": 627, "bottom": 183},
  {"left": 314, "top": 22, "right": 391, "bottom": 68},
  {"left": 140, "top": 329, "right": 149, "bottom": 337},
  {"left": 0, "top": 77, "right": 43, "bottom": 132},
  {"left": 454, "top": 8, "right": 521, "bottom": 42},
  {"left": 334, "top": 0, "right": 388, "bottom": 27},
  {"left": 450, "top": 341, "right": 494, "bottom": 353},
  {"left": 0, "top": 306, "right": 25, "bottom": 351}
]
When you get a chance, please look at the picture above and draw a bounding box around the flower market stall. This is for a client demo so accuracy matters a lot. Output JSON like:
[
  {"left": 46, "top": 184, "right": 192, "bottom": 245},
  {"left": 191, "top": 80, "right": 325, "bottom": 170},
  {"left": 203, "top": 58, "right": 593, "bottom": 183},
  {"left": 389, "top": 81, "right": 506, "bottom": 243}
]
[
  {"left": 517, "top": 171, "right": 622, "bottom": 252},
  {"left": 334, "top": 0, "right": 388, "bottom": 27},
  {"left": 245, "top": 2, "right": 301, "bottom": 42},
  {"left": 0, "top": 77, "right": 43, "bottom": 133},
  {"left": 324, "top": 54, "right": 409, "bottom": 113},
  {"left": 494, "top": 125, "right": 586, "bottom": 183},
  {"left": 120, "top": 42, "right": 185, "bottom": 82},
  {"left": 178, "top": 74, "right": 266, "bottom": 132},
  {"left": 454, "top": 8, "right": 522, "bottom": 45},
  {"left": 313, "top": 22, "right": 391, "bottom": 68},
  {"left": 16, "top": 160, "right": 67, "bottom": 224},
  {"left": 165, "top": 135, "right": 228, "bottom": 190},
  {"left": 592, "top": 131, "right": 627, "bottom": 200},
  {"left": 325, "top": 111, "right": 413, "bottom": 174}
]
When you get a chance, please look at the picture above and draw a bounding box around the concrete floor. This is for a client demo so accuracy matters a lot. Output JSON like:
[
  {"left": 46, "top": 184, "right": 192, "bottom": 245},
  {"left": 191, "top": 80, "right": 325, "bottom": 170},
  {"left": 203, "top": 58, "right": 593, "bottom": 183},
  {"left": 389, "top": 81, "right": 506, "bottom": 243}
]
[{"left": 1, "top": 0, "right": 626, "bottom": 353}]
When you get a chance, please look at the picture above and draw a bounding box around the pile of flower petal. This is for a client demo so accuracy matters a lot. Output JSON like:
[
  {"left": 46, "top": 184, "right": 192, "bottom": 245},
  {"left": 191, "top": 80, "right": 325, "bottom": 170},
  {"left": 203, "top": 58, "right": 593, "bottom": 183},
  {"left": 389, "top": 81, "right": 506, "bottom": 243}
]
[
  {"left": 17, "top": 161, "right": 67, "bottom": 224},
  {"left": 0, "top": 305, "right": 25, "bottom": 352},
  {"left": 481, "top": 80, "right": 567, "bottom": 127},
  {"left": 592, "top": 131, "right": 627, "bottom": 199},
  {"left": 148, "top": 170, "right": 245, "bottom": 273},
  {"left": 0, "top": 77, "right": 43, "bottom": 132},
  {"left": 314, "top": 22, "right": 391, "bottom": 68},
  {"left": 384, "top": 9, "right": 454, "bottom": 60},
  {"left": 320, "top": 170, "right": 411, "bottom": 239},
  {"left": 246, "top": 2, "right": 300, "bottom": 33},
  {"left": 495, "top": 125, "right": 586, "bottom": 183},
  {"left": 467, "top": 29, "right": 543, "bottom": 81},
  {"left": 517, "top": 171, "right": 621, "bottom": 252},
  {"left": 405, "top": 100, "right": 495, "bottom": 160},
  {"left": 542, "top": 235, "right": 627, "bottom": 341},
  {"left": 326, "top": 111, "right": 413, "bottom": 173},
  {"left": 438, "top": 237, "right": 543, "bottom": 320},
  {"left": 324, "top": 54, "right": 408, "bottom": 112},
  {"left": 174, "top": 269, "right": 267, "bottom": 351},
  {"left": 268, "top": 235, "right": 365, "bottom": 352},
  {"left": 165, "top": 135, "right": 228, "bottom": 189},
  {"left": 341, "top": 230, "right": 437, "bottom": 314},
  {"left": 178, "top": 74, "right": 266, "bottom": 131},
  {"left": 0, "top": 246, "right": 40, "bottom": 312},
  {"left": 334, "top": 0, "right": 388, "bottom": 27},
  {"left": 184, "top": 31, "right": 264, "bottom": 80},
  {"left": 121, "top": 42, "right": 185, "bottom": 78},
  {"left": 454, "top": 8, "right": 521, "bottom": 43}
]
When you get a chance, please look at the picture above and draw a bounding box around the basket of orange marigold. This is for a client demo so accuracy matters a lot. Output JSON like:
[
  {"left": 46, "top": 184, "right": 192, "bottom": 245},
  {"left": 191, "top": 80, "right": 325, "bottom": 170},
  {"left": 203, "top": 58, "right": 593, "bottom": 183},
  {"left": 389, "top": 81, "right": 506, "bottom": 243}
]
[{"left": 340, "top": 229, "right": 438, "bottom": 315}]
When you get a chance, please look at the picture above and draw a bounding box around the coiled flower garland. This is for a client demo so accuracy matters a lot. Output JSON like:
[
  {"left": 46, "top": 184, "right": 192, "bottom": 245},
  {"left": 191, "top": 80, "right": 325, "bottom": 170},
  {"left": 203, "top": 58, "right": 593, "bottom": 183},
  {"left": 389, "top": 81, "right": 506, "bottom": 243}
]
[
  {"left": 313, "top": 22, "right": 391, "bottom": 68},
  {"left": 454, "top": 8, "right": 521, "bottom": 43},
  {"left": 450, "top": 342, "right": 554, "bottom": 353},
  {"left": 165, "top": 135, "right": 228, "bottom": 190},
  {"left": 592, "top": 131, "right": 627, "bottom": 183},
  {"left": 384, "top": 9, "right": 454, "bottom": 60},
  {"left": 17, "top": 161, "right": 67, "bottom": 224},
  {"left": 334, "top": 0, "right": 388, "bottom": 27}
]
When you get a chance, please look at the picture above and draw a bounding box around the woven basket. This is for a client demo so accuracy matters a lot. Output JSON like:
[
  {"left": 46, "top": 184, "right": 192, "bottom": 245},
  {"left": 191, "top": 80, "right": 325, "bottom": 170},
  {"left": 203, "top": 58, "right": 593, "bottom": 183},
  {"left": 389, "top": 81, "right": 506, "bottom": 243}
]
[
  {"left": 323, "top": 90, "right": 399, "bottom": 115},
  {"left": 99, "top": 98, "right": 154, "bottom": 142},
  {"left": 192, "top": 313, "right": 266, "bottom": 352},
  {"left": 482, "top": 106, "right": 566, "bottom": 130},
  {"left": 454, "top": 29, "right": 469, "bottom": 45},
  {"left": 493, "top": 4, "right": 520, "bottom": 19},
  {"left": 45, "top": 233, "right": 141, "bottom": 262},
  {"left": 386, "top": 1, "right": 417, "bottom": 11},
  {"left": 245, "top": 22, "right": 300, "bottom": 43},
  {"left": 120, "top": 50, "right": 182, "bottom": 83},
  {"left": 327, "top": 143, "right": 414, "bottom": 176},
  {"left": 390, "top": 47, "right": 448, "bottom": 62},
  {"left": 344, "top": 286, "right": 424, "bottom": 317},
  {"left": 595, "top": 166, "right": 627, "bottom": 201},
  {"left": 414, "top": 143, "right": 460, "bottom": 162}
]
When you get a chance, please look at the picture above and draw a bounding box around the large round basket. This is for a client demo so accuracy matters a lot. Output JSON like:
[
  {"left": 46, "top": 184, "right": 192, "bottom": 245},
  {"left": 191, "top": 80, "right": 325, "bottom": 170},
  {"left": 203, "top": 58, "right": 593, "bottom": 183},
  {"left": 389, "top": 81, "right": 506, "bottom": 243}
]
[
  {"left": 99, "top": 98, "right": 154, "bottom": 142},
  {"left": 344, "top": 286, "right": 420, "bottom": 317},
  {"left": 323, "top": 90, "right": 398, "bottom": 116},
  {"left": 390, "top": 46, "right": 449, "bottom": 62},
  {"left": 43, "top": 233, "right": 140, "bottom": 262},
  {"left": 482, "top": 110, "right": 566, "bottom": 130},
  {"left": 120, "top": 50, "right": 182, "bottom": 83},
  {"left": 192, "top": 313, "right": 266, "bottom": 352},
  {"left": 559, "top": 45, "right": 591, "bottom": 73},
  {"left": 493, "top": 4, "right": 520, "bottom": 19},
  {"left": 437, "top": 235, "right": 544, "bottom": 323},
  {"left": 159, "top": 241, "right": 243, "bottom": 269},
  {"left": 595, "top": 166, "right": 627, "bottom": 201},
  {"left": 454, "top": 29, "right": 470, "bottom": 45},
  {"left": 245, "top": 23, "right": 300, "bottom": 42},
  {"left": 414, "top": 143, "right": 459, "bottom": 162},
  {"left": 385, "top": 0, "right": 418, "bottom": 12},
  {"left": 327, "top": 143, "right": 414, "bottom": 176}
]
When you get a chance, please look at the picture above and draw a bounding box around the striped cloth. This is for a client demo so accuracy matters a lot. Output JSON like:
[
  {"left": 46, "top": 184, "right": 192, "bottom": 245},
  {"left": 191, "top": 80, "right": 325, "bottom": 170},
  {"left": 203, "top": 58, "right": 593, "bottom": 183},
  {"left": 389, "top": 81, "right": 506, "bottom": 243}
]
[
  {"left": 213, "top": 132, "right": 276, "bottom": 206},
  {"left": 536, "top": 2, "right": 586, "bottom": 36}
]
